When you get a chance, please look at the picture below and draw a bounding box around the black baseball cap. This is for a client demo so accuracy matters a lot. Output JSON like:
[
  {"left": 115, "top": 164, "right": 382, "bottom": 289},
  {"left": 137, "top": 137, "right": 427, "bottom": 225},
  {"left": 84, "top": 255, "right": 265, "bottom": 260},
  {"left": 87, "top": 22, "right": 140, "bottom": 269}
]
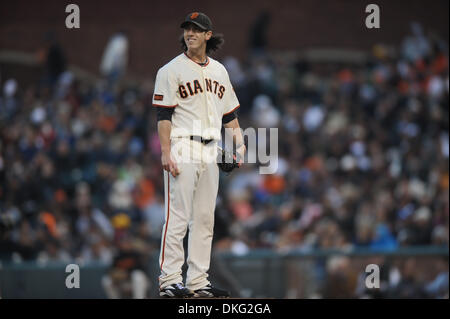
[{"left": 180, "top": 12, "right": 212, "bottom": 31}]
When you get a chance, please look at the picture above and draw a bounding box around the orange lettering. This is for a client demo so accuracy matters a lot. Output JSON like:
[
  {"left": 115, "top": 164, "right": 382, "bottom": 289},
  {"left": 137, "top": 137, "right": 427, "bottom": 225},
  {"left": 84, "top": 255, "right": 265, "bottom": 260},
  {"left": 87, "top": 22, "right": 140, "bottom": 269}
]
[
  {"left": 205, "top": 78, "right": 212, "bottom": 92},
  {"left": 193, "top": 80, "right": 203, "bottom": 94},
  {"left": 179, "top": 85, "right": 188, "bottom": 98},
  {"left": 186, "top": 82, "right": 194, "bottom": 96},
  {"left": 218, "top": 85, "right": 225, "bottom": 99}
]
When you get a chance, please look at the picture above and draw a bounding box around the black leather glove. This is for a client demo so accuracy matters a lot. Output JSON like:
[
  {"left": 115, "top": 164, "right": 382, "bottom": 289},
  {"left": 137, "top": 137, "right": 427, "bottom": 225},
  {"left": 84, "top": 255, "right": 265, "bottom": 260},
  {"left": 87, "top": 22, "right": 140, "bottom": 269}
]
[{"left": 217, "top": 147, "right": 241, "bottom": 173}]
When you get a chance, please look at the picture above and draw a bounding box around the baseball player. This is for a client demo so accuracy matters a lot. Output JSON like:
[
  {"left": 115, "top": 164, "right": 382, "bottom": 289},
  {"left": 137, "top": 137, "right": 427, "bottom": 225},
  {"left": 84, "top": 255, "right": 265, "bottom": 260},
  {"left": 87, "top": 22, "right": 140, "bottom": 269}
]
[{"left": 153, "top": 12, "right": 246, "bottom": 298}]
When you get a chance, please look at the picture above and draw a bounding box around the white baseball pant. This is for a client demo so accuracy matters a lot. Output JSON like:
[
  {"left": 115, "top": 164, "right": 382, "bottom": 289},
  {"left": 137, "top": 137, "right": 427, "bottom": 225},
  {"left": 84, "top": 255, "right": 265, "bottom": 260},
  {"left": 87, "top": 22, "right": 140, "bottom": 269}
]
[{"left": 158, "top": 137, "right": 219, "bottom": 291}]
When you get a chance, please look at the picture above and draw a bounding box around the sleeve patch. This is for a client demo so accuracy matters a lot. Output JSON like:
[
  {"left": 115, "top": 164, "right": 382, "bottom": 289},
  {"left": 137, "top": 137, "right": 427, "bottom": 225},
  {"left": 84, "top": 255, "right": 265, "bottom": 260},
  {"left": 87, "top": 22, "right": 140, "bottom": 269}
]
[{"left": 154, "top": 94, "right": 164, "bottom": 101}]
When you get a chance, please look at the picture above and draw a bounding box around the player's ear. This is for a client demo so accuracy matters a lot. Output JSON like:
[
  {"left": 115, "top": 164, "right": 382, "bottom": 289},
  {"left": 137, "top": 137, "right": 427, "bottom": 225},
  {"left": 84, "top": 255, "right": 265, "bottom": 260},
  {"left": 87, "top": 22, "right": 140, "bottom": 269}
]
[{"left": 205, "top": 31, "right": 212, "bottom": 40}]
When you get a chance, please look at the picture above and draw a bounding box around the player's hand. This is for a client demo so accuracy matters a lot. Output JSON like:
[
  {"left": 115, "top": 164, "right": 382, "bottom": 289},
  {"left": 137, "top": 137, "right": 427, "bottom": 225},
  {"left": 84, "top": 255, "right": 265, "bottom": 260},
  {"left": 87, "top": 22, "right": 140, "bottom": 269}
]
[
  {"left": 236, "top": 144, "right": 246, "bottom": 167},
  {"left": 161, "top": 151, "right": 180, "bottom": 177}
]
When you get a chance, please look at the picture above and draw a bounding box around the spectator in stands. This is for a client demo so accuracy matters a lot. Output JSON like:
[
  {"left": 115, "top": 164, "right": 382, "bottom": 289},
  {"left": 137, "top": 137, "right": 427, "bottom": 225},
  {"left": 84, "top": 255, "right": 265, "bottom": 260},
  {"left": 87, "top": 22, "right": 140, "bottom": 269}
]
[
  {"left": 99, "top": 31, "right": 129, "bottom": 92},
  {"left": 36, "top": 32, "right": 67, "bottom": 88}
]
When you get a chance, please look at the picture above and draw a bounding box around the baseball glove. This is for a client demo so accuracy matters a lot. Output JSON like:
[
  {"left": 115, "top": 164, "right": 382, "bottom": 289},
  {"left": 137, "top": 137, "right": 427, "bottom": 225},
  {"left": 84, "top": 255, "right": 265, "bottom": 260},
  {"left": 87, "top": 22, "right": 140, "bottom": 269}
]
[{"left": 217, "top": 147, "right": 241, "bottom": 173}]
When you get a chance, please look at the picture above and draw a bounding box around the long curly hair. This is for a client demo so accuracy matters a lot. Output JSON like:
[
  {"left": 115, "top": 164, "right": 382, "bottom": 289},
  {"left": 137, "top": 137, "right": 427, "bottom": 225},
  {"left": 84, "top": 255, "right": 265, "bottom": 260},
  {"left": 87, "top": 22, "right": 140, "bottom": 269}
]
[{"left": 179, "top": 33, "right": 225, "bottom": 54}]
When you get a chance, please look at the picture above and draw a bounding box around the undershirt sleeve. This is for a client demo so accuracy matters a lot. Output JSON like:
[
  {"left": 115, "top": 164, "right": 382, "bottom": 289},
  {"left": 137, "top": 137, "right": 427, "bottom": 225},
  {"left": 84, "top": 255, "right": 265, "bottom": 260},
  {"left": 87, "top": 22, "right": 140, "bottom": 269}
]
[
  {"left": 157, "top": 106, "right": 175, "bottom": 122},
  {"left": 222, "top": 110, "right": 237, "bottom": 124}
]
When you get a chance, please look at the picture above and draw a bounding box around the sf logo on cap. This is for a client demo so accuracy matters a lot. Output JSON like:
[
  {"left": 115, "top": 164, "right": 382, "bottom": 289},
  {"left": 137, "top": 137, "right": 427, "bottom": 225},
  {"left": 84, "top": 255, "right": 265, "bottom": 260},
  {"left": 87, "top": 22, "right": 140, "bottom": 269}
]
[{"left": 190, "top": 12, "right": 199, "bottom": 19}]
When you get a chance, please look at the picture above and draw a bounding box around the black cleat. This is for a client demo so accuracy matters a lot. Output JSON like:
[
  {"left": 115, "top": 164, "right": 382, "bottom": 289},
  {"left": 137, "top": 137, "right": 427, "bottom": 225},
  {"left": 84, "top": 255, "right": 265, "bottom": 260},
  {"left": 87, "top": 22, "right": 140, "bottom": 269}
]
[
  {"left": 193, "top": 284, "right": 230, "bottom": 298},
  {"left": 160, "top": 283, "right": 194, "bottom": 298}
]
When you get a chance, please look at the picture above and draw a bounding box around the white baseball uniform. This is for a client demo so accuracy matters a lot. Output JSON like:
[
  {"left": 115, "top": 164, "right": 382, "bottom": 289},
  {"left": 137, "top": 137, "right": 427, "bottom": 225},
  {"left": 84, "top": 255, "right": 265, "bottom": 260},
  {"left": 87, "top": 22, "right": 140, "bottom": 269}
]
[{"left": 152, "top": 52, "right": 240, "bottom": 291}]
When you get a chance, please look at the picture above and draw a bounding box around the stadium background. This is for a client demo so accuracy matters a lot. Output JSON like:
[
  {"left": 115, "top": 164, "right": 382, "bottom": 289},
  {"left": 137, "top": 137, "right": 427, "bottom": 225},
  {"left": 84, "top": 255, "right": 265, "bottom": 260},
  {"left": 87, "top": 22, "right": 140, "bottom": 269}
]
[{"left": 0, "top": 0, "right": 448, "bottom": 298}]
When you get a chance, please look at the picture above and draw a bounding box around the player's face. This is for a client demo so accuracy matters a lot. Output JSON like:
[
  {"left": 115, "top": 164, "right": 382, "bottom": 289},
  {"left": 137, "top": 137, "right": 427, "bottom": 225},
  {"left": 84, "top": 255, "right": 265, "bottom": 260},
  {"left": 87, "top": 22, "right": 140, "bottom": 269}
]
[{"left": 183, "top": 24, "right": 212, "bottom": 51}]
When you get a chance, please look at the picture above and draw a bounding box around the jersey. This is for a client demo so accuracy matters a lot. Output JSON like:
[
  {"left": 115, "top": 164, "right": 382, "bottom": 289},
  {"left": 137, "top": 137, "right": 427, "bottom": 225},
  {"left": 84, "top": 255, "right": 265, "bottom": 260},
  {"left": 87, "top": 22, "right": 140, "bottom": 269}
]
[{"left": 152, "top": 52, "right": 240, "bottom": 141}]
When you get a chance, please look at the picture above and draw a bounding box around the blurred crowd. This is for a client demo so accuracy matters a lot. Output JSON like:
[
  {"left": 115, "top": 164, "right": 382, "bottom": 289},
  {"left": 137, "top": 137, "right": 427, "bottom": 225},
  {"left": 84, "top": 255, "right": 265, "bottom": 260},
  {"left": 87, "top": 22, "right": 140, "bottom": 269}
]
[
  {"left": 0, "top": 21, "right": 448, "bottom": 298},
  {"left": 219, "top": 22, "right": 449, "bottom": 255}
]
